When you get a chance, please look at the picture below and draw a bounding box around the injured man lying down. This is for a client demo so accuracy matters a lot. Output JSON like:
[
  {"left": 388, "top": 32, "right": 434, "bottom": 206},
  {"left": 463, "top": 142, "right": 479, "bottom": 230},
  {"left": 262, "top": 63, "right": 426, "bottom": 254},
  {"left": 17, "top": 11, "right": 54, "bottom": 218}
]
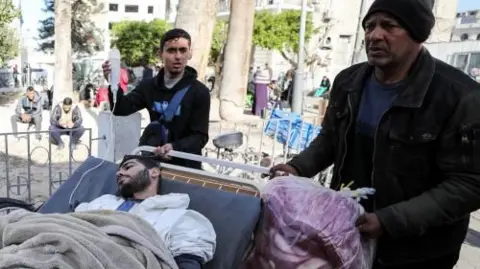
[{"left": 75, "top": 155, "right": 216, "bottom": 269}]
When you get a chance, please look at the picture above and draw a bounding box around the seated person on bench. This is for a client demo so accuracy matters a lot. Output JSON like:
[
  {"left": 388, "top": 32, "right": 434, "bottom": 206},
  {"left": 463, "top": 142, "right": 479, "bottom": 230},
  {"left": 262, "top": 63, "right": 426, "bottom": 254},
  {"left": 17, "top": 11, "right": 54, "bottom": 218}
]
[
  {"left": 10, "top": 86, "right": 43, "bottom": 140},
  {"left": 49, "top": 97, "right": 85, "bottom": 149},
  {"left": 75, "top": 155, "right": 216, "bottom": 269}
]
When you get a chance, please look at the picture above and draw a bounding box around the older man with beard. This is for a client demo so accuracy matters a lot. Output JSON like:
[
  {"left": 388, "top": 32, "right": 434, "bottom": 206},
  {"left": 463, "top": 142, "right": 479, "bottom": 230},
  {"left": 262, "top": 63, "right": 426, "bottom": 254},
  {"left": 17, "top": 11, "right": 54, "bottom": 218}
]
[{"left": 75, "top": 155, "right": 216, "bottom": 269}]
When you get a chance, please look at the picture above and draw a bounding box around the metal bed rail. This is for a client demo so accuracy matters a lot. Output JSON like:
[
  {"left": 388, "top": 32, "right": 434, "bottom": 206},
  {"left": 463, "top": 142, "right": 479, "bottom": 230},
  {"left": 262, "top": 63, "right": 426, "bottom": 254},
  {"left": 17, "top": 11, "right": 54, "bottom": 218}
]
[{"left": 130, "top": 146, "right": 270, "bottom": 193}]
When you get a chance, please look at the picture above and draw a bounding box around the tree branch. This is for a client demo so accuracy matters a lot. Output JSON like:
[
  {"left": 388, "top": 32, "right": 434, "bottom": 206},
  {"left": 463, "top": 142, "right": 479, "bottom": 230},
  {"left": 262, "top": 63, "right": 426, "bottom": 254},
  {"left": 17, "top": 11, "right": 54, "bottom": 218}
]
[{"left": 280, "top": 49, "right": 297, "bottom": 68}]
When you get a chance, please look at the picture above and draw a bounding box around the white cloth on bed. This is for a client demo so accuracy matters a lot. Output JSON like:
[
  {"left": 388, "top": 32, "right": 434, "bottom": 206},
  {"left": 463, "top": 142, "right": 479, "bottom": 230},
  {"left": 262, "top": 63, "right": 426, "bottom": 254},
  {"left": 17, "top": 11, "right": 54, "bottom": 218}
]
[
  {"left": 0, "top": 209, "right": 179, "bottom": 269},
  {"left": 75, "top": 193, "right": 216, "bottom": 263}
]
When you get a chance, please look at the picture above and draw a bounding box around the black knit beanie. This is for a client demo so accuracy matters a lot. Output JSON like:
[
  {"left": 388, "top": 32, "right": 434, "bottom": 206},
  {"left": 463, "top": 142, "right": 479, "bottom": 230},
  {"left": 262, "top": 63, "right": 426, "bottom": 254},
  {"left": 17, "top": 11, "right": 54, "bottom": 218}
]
[{"left": 362, "top": 0, "right": 436, "bottom": 42}]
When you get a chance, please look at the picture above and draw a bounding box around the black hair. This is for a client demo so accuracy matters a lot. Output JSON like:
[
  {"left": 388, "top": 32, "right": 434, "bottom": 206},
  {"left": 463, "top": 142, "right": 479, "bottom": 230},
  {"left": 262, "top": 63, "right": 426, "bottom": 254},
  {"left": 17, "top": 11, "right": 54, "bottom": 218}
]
[
  {"left": 120, "top": 155, "right": 161, "bottom": 170},
  {"left": 63, "top": 97, "right": 73, "bottom": 105},
  {"left": 119, "top": 155, "right": 163, "bottom": 194},
  {"left": 160, "top": 28, "right": 191, "bottom": 52},
  {"left": 26, "top": 86, "right": 34, "bottom": 92}
]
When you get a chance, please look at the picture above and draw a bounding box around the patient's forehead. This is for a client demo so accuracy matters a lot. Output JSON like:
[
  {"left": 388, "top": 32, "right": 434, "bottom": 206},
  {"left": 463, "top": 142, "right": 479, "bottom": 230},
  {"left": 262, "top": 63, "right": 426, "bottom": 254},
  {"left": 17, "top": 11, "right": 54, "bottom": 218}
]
[{"left": 120, "top": 159, "right": 144, "bottom": 169}]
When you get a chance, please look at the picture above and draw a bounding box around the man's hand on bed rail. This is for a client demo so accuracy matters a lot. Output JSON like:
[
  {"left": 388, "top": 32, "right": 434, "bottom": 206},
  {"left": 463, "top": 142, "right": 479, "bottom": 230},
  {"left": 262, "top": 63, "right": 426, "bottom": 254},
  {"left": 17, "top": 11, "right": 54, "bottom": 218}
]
[
  {"left": 268, "top": 164, "right": 299, "bottom": 179},
  {"left": 153, "top": 143, "right": 173, "bottom": 160}
]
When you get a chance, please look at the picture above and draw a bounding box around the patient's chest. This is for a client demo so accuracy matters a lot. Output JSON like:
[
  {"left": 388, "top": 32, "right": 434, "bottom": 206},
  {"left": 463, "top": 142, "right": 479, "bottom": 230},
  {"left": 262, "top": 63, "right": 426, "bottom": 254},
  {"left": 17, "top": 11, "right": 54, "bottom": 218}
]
[{"left": 129, "top": 205, "right": 185, "bottom": 242}]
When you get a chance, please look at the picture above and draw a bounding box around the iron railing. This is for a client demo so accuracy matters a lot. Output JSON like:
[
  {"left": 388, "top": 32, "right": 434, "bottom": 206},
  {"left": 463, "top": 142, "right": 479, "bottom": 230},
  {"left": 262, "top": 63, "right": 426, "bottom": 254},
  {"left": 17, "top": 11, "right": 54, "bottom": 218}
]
[
  {"left": 0, "top": 116, "right": 323, "bottom": 203},
  {"left": 0, "top": 129, "right": 93, "bottom": 203}
]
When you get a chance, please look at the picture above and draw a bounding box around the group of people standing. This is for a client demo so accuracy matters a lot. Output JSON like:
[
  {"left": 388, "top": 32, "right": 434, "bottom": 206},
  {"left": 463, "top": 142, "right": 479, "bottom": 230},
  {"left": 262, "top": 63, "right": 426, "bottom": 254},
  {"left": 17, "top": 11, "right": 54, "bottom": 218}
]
[{"left": 12, "top": 63, "right": 32, "bottom": 88}]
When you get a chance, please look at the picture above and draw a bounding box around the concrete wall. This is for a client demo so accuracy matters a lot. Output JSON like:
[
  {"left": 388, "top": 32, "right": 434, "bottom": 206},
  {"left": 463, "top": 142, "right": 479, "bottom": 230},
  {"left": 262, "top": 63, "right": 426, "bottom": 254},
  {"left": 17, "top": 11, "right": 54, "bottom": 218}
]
[{"left": 425, "top": 40, "right": 480, "bottom": 62}]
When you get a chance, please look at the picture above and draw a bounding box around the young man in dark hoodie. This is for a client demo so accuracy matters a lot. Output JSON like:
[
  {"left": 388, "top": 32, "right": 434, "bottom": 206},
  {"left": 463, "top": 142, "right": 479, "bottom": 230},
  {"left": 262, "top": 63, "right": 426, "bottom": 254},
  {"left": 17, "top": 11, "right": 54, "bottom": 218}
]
[{"left": 102, "top": 29, "right": 210, "bottom": 169}]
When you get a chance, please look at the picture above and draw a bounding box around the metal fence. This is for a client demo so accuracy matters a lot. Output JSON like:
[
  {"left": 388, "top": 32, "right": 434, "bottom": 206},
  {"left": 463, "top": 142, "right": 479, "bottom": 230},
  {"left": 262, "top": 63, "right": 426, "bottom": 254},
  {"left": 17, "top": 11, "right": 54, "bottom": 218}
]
[
  {"left": 206, "top": 116, "right": 321, "bottom": 163},
  {"left": 0, "top": 129, "right": 93, "bottom": 203},
  {"left": 0, "top": 117, "right": 322, "bottom": 204}
]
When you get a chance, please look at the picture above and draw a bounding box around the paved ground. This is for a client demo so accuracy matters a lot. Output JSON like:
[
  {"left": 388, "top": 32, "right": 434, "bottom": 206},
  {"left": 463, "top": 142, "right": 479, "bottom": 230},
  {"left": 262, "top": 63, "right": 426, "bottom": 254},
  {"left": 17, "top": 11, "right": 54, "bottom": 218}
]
[{"left": 456, "top": 212, "right": 480, "bottom": 269}]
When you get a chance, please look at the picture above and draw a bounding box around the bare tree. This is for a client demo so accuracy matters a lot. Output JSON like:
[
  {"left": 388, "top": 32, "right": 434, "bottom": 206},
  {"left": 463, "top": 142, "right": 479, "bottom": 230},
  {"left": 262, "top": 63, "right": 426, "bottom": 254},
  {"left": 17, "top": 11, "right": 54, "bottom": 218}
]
[
  {"left": 175, "top": 0, "right": 219, "bottom": 82},
  {"left": 53, "top": 0, "right": 73, "bottom": 103},
  {"left": 218, "top": 0, "right": 255, "bottom": 120}
]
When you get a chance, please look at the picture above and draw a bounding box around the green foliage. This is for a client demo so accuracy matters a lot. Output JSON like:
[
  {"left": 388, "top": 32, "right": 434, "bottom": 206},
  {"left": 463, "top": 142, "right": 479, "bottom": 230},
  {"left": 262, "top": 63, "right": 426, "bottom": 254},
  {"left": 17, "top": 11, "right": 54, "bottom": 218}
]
[
  {"left": 209, "top": 20, "right": 227, "bottom": 65},
  {"left": 252, "top": 10, "right": 315, "bottom": 53},
  {"left": 0, "top": 25, "right": 18, "bottom": 65},
  {"left": 38, "top": 0, "right": 104, "bottom": 54},
  {"left": 0, "top": 0, "right": 20, "bottom": 65},
  {"left": 111, "top": 19, "right": 171, "bottom": 66},
  {"left": 0, "top": 0, "right": 20, "bottom": 26}
]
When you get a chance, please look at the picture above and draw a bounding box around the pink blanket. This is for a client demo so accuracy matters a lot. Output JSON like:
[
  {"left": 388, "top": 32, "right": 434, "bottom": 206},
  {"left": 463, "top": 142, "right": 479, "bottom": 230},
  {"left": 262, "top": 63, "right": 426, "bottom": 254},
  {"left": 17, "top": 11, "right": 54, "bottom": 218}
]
[{"left": 244, "top": 177, "right": 375, "bottom": 269}]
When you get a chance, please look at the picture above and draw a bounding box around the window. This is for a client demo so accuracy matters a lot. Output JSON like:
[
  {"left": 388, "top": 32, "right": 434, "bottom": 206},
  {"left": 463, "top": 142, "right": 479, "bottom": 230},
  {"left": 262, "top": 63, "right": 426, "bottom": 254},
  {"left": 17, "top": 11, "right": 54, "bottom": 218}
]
[
  {"left": 467, "top": 53, "right": 480, "bottom": 77},
  {"left": 108, "top": 22, "right": 113, "bottom": 30},
  {"left": 109, "top": 3, "right": 118, "bottom": 11},
  {"left": 148, "top": 6, "right": 154, "bottom": 14},
  {"left": 453, "top": 54, "right": 469, "bottom": 72},
  {"left": 460, "top": 33, "right": 469, "bottom": 41},
  {"left": 339, "top": 35, "right": 351, "bottom": 43},
  {"left": 477, "top": 34, "right": 480, "bottom": 40},
  {"left": 451, "top": 52, "right": 480, "bottom": 80},
  {"left": 125, "top": 5, "right": 139, "bottom": 13}
]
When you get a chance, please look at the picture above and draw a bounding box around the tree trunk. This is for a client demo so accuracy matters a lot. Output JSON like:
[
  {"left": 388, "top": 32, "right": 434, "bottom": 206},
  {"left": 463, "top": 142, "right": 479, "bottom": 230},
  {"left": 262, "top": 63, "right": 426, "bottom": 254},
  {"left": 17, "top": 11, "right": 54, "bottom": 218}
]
[
  {"left": 218, "top": 0, "right": 255, "bottom": 120},
  {"left": 53, "top": 0, "right": 73, "bottom": 104},
  {"left": 175, "top": 0, "right": 219, "bottom": 83}
]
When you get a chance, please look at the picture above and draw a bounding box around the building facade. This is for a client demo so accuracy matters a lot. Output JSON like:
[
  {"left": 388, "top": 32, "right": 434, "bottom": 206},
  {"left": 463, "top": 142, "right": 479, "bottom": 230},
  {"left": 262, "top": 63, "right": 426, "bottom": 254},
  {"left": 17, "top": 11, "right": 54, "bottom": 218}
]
[
  {"left": 452, "top": 9, "right": 480, "bottom": 41},
  {"left": 94, "top": 0, "right": 168, "bottom": 52}
]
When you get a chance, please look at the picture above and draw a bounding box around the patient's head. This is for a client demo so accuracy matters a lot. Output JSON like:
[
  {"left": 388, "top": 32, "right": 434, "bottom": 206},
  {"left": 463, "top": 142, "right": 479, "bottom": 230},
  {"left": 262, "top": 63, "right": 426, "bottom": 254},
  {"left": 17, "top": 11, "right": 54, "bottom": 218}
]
[{"left": 117, "top": 155, "right": 161, "bottom": 199}]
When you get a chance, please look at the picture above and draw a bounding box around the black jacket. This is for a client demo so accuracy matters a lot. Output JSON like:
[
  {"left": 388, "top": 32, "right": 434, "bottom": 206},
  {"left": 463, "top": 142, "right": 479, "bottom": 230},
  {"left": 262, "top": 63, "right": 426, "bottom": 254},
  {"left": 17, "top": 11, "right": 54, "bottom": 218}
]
[
  {"left": 109, "top": 66, "right": 210, "bottom": 169},
  {"left": 50, "top": 104, "right": 83, "bottom": 128},
  {"left": 288, "top": 49, "right": 480, "bottom": 265}
]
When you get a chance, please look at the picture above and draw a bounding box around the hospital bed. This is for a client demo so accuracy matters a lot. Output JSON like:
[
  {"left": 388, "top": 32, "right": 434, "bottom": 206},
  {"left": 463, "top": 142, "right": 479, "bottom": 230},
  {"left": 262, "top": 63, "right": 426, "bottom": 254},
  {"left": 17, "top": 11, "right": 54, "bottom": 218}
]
[{"left": 0, "top": 146, "right": 266, "bottom": 269}]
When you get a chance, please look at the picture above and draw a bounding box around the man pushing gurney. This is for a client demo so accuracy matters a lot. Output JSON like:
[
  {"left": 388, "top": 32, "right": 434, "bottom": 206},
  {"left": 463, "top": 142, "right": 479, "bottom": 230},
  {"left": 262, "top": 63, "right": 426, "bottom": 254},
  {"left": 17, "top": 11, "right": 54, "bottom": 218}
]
[{"left": 0, "top": 155, "right": 216, "bottom": 269}]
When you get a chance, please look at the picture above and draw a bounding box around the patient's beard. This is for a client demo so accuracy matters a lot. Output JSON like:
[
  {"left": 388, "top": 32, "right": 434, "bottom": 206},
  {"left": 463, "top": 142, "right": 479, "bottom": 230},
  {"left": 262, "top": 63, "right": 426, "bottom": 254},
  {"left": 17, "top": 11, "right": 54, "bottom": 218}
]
[{"left": 117, "top": 169, "right": 151, "bottom": 199}]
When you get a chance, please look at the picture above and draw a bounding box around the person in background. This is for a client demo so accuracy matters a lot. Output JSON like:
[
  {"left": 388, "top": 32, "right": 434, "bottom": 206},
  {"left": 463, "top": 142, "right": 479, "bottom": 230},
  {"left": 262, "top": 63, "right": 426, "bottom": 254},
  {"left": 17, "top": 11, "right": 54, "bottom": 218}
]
[
  {"left": 12, "top": 64, "right": 19, "bottom": 87},
  {"left": 141, "top": 58, "right": 154, "bottom": 81},
  {"left": 11, "top": 86, "right": 43, "bottom": 140},
  {"left": 22, "top": 63, "right": 27, "bottom": 86},
  {"left": 265, "top": 63, "right": 273, "bottom": 81},
  {"left": 271, "top": 0, "right": 480, "bottom": 268},
  {"left": 75, "top": 155, "right": 216, "bottom": 269},
  {"left": 154, "top": 65, "right": 161, "bottom": 77},
  {"left": 102, "top": 28, "right": 210, "bottom": 169},
  {"left": 120, "top": 62, "right": 129, "bottom": 93},
  {"left": 247, "top": 66, "right": 255, "bottom": 93},
  {"left": 320, "top": 76, "right": 331, "bottom": 92},
  {"left": 314, "top": 76, "right": 331, "bottom": 97},
  {"left": 49, "top": 97, "right": 85, "bottom": 150},
  {"left": 280, "top": 69, "right": 294, "bottom": 108},
  {"left": 252, "top": 67, "right": 270, "bottom": 117},
  {"left": 254, "top": 66, "right": 261, "bottom": 80}
]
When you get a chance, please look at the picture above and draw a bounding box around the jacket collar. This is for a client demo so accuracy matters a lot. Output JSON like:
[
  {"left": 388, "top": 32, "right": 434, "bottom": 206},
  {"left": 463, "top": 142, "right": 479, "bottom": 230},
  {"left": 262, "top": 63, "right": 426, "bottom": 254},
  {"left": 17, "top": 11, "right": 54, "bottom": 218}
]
[{"left": 347, "top": 48, "right": 435, "bottom": 108}]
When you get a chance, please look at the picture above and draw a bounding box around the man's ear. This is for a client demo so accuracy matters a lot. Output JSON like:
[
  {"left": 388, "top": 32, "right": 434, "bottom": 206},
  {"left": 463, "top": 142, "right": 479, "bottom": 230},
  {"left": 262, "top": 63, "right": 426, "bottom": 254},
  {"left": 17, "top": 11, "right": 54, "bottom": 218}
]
[
  {"left": 149, "top": 167, "right": 161, "bottom": 179},
  {"left": 188, "top": 49, "right": 192, "bottom": 60}
]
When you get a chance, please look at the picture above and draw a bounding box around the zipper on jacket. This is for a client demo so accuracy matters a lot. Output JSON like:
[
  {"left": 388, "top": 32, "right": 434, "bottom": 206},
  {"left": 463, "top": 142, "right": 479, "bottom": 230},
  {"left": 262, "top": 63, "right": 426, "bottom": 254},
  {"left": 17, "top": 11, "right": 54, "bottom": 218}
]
[
  {"left": 371, "top": 108, "right": 389, "bottom": 210},
  {"left": 337, "top": 95, "right": 354, "bottom": 187},
  {"left": 461, "top": 124, "right": 470, "bottom": 166}
]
